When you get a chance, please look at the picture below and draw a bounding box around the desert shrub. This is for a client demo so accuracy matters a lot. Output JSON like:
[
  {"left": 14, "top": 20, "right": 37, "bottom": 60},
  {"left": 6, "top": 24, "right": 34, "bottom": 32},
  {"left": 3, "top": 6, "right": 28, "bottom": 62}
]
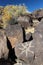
[{"left": 2, "top": 5, "right": 28, "bottom": 28}]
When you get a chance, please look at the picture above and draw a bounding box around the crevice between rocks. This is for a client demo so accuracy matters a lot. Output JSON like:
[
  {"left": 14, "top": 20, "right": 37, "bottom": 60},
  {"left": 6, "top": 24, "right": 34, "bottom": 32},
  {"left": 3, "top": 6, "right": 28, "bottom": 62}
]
[
  {"left": 0, "top": 26, "right": 34, "bottom": 65},
  {"left": 22, "top": 27, "right": 33, "bottom": 43},
  {"left": 22, "top": 27, "right": 26, "bottom": 42},
  {"left": 38, "top": 18, "right": 42, "bottom": 21},
  {"left": 28, "top": 35, "right": 33, "bottom": 41},
  {"left": 7, "top": 37, "right": 17, "bottom": 64}
]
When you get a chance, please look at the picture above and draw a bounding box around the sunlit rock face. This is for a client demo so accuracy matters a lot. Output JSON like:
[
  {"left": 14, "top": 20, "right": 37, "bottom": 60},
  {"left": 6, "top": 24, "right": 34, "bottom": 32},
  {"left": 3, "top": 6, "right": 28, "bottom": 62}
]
[
  {"left": 0, "top": 30, "right": 9, "bottom": 59},
  {"left": 5, "top": 24, "right": 23, "bottom": 48}
]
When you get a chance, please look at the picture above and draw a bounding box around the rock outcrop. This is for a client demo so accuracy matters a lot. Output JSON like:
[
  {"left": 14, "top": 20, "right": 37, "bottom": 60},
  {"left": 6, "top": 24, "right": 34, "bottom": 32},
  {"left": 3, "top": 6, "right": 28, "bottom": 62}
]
[
  {"left": 0, "top": 6, "right": 43, "bottom": 65},
  {"left": 5, "top": 24, "right": 23, "bottom": 48},
  {"left": 15, "top": 21, "right": 43, "bottom": 65},
  {"left": 32, "top": 9, "right": 43, "bottom": 18}
]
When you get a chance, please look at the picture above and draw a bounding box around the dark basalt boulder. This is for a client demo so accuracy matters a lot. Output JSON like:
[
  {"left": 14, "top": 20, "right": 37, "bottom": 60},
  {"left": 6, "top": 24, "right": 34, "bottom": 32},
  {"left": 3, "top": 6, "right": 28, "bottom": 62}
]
[
  {"left": 15, "top": 32, "right": 43, "bottom": 65},
  {"left": 5, "top": 24, "right": 23, "bottom": 48},
  {"left": 15, "top": 21, "right": 43, "bottom": 65}
]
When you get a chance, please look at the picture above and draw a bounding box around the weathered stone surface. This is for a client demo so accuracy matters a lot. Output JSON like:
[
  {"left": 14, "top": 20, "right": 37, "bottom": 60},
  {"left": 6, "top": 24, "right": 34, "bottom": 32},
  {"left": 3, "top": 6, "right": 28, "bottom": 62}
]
[
  {"left": 0, "top": 30, "right": 9, "bottom": 59},
  {"left": 31, "top": 33, "right": 43, "bottom": 65},
  {"left": 15, "top": 41, "right": 35, "bottom": 64},
  {"left": 31, "top": 21, "right": 43, "bottom": 65},
  {"left": 32, "top": 9, "right": 43, "bottom": 18},
  {"left": 17, "top": 15, "right": 33, "bottom": 28},
  {"left": 40, "top": 18, "right": 43, "bottom": 22},
  {"left": 15, "top": 21, "right": 43, "bottom": 65},
  {"left": 5, "top": 24, "right": 23, "bottom": 48},
  {"left": 18, "top": 22, "right": 30, "bottom": 28},
  {"left": 25, "top": 32, "right": 31, "bottom": 41},
  {"left": 35, "top": 19, "right": 43, "bottom": 33}
]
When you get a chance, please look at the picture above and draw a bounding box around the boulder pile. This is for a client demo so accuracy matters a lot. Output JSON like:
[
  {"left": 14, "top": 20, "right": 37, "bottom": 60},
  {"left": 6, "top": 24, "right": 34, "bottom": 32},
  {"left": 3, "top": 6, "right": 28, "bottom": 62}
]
[{"left": 0, "top": 8, "right": 43, "bottom": 65}]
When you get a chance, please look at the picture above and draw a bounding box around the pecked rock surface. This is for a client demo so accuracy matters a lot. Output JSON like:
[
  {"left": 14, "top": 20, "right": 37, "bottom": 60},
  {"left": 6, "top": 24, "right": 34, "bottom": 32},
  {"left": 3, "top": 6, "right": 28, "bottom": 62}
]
[
  {"left": 15, "top": 20, "right": 43, "bottom": 65},
  {"left": 15, "top": 41, "right": 35, "bottom": 64}
]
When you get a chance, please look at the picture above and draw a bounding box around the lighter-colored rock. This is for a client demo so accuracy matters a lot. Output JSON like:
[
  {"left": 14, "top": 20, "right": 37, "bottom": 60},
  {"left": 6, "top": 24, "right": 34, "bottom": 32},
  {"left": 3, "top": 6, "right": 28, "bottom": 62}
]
[
  {"left": 25, "top": 27, "right": 35, "bottom": 34},
  {"left": 0, "top": 30, "right": 9, "bottom": 59},
  {"left": 32, "top": 19, "right": 39, "bottom": 27}
]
